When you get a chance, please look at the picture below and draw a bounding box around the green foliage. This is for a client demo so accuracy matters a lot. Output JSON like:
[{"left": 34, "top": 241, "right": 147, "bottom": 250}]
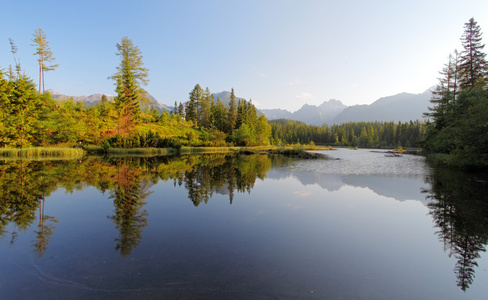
[
  {"left": 0, "top": 74, "right": 43, "bottom": 148},
  {"left": 101, "top": 140, "right": 111, "bottom": 153},
  {"left": 0, "top": 147, "right": 84, "bottom": 158},
  {"left": 110, "top": 37, "right": 149, "bottom": 134},
  {"left": 423, "top": 18, "right": 488, "bottom": 169},
  {"left": 271, "top": 120, "right": 423, "bottom": 148},
  {"left": 226, "top": 88, "right": 237, "bottom": 133}
]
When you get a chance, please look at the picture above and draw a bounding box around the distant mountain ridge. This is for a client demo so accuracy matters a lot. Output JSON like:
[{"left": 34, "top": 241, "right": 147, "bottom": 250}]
[
  {"left": 332, "top": 89, "right": 432, "bottom": 124},
  {"left": 48, "top": 89, "right": 171, "bottom": 112},
  {"left": 261, "top": 99, "right": 347, "bottom": 126},
  {"left": 261, "top": 89, "right": 432, "bottom": 125}
]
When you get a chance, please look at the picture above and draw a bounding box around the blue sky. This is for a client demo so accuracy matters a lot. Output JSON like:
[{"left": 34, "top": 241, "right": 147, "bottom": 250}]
[{"left": 1, "top": 0, "right": 487, "bottom": 111}]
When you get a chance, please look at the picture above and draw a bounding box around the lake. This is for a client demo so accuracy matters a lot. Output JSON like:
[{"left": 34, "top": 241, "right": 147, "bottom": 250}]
[{"left": 1, "top": 149, "right": 487, "bottom": 299}]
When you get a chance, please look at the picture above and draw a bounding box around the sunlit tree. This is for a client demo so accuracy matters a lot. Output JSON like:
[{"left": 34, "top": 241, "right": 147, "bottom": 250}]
[
  {"left": 110, "top": 37, "right": 149, "bottom": 134},
  {"left": 31, "top": 28, "right": 58, "bottom": 93}
]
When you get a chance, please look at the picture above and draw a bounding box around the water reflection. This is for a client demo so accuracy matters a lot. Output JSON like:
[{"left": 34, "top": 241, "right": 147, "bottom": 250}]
[
  {"left": 424, "top": 168, "right": 488, "bottom": 291},
  {"left": 108, "top": 158, "right": 151, "bottom": 256},
  {"left": 0, "top": 154, "right": 277, "bottom": 258},
  {"left": 1, "top": 153, "right": 488, "bottom": 294}
]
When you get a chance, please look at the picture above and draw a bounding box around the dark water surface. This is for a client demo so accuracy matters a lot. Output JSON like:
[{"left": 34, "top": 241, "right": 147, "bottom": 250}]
[{"left": 1, "top": 149, "right": 487, "bottom": 299}]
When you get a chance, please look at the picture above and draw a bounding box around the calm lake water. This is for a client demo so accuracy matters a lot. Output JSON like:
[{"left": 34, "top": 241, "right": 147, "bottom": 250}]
[{"left": 1, "top": 149, "right": 487, "bottom": 299}]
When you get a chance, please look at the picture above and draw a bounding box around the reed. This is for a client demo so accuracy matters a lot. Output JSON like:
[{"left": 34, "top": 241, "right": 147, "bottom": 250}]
[
  {"left": 82, "top": 146, "right": 177, "bottom": 156},
  {"left": 0, "top": 147, "right": 85, "bottom": 158},
  {"left": 106, "top": 147, "right": 176, "bottom": 155},
  {"left": 179, "top": 147, "right": 239, "bottom": 155}
]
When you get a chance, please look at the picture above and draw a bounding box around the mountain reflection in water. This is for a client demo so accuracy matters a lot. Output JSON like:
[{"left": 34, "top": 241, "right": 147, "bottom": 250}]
[{"left": 0, "top": 150, "right": 487, "bottom": 298}]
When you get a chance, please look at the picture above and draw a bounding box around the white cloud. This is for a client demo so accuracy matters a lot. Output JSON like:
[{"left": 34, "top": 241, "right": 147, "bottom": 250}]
[{"left": 295, "top": 92, "right": 314, "bottom": 99}]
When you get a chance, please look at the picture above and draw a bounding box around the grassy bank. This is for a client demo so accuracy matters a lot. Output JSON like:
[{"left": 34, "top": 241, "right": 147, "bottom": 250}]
[
  {"left": 0, "top": 147, "right": 85, "bottom": 158},
  {"left": 0, "top": 144, "right": 336, "bottom": 159}
]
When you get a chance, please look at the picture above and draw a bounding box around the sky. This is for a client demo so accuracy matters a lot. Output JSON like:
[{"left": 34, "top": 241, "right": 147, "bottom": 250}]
[{"left": 1, "top": 0, "right": 488, "bottom": 112}]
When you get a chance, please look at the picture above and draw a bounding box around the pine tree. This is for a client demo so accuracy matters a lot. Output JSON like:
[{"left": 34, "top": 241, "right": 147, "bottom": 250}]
[
  {"left": 458, "top": 18, "right": 487, "bottom": 90},
  {"left": 199, "top": 87, "right": 213, "bottom": 129},
  {"left": 187, "top": 84, "right": 202, "bottom": 126},
  {"left": 31, "top": 28, "right": 58, "bottom": 93},
  {"left": 226, "top": 88, "right": 237, "bottom": 134},
  {"left": 211, "top": 99, "right": 227, "bottom": 132},
  {"left": 0, "top": 69, "right": 13, "bottom": 146},
  {"left": 110, "top": 37, "right": 149, "bottom": 134},
  {"left": 6, "top": 75, "right": 43, "bottom": 147},
  {"left": 425, "top": 52, "right": 459, "bottom": 129},
  {"left": 178, "top": 102, "right": 185, "bottom": 118}
]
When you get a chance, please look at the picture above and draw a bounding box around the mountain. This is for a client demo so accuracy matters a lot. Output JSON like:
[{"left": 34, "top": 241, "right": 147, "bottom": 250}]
[
  {"left": 268, "top": 119, "right": 307, "bottom": 126},
  {"left": 211, "top": 91, "right": 264, "bottom": 116},
  {"left": 262, "top": 99, "right": 347, "bottom": 126},
  {"left": 211, "top": 91, "right": 247, "bottom": 107},
  {"left": 262, "top": 90, "right": 432, "bottom": 126},
  {"left": 48, "top": 90, "right": 112, "bottom": 104},
  {"left": 319, "top": 99, "right": 348, "bottom": 121},
  {"left": 332, "top": 89, "right": 432, "bottom": 124},
  {"left": 260, "top": 108, "right": 293, "bottom": 120},
  {"left": 47, "top": 89, "right": 171, "bottom": 112},
  {"left": 292, "top": 104, "right": 325, "bottom": 126}
]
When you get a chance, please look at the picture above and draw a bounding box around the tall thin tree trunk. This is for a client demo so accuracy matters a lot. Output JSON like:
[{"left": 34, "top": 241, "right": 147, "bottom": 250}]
[
  {"left": 41, "top": 54, "right": 45, "bottom": 93},
  {"left": 39, "top": 62, "right": 42, "bottom": 94}
]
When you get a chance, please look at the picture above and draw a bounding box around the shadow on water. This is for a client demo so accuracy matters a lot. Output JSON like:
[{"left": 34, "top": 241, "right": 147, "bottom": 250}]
[{"left": 423, "top": 167, "right": 488, "bottom": 291}]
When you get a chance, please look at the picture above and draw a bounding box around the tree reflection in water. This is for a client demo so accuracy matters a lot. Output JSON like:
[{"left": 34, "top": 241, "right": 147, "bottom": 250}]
[
  {"left": 108, "top": 158, "right": 151, "bottom": 257},
  {"left": 0, "top": 153, "right": 276, "bottom": 258},
  {"left": 424, "top": 168, "right": 488, "bottom": 291}
]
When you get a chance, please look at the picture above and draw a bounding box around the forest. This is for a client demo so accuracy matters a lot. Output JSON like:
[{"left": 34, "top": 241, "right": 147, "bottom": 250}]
[
  {"left": 270, "top": 119, "right": 422, "bottom": 148},
  {"left": 423, "top": 18, "right": 488, "bottom": 169}
]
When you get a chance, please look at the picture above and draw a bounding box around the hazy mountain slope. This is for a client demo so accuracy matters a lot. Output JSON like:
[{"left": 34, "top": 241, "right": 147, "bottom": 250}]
[
  {"left": 262, "top": 99, "right": 347, "bottom": 126},
  {"left": 211, "top": 91, "right": 247, "bottom": 107},
  {"left": 333, "top": 89, "right": 431, "bottom": 124},
  {"left": 292, "top": 104, "right": 325, "bottom": 126},
  {"left": 211, "top": 91, "right": 264, "bottom": 116},
  {"left": 268, "top": 119, "right": 307, "bottom": 125},
  {"left": 260, "top": 109, "right": 293, "bottom": 120}
]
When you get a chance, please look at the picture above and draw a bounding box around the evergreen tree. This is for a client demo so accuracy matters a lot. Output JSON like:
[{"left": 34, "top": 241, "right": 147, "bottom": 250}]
[
  {"left": 211, "top": 99, "right": 227, "bottom": 132},
  {"left": 110, "top": 37, "right": 149, "bottom": 134},
  {"left": 0, "top": 69, "right": 13, "bottom": 146},
  {"left": 226, "top": 88, "right": 237, "bottom": 133},
  {"left": 199, "top": 87, "right": 213, "bottom": 129},
  {"left": 255, "top": 115, "right": 271, "bottom": 145},
  {"left": 187, "top": 84, "right": 203, "bottom": 126},
  {"left": 458, "top": 18, "right": 487, "bottom": 90},
  {"left": 422, "top": 18, "right": 488, "bottom": 168},
  {"left": 178, "top": 102, "right": 185, "bottom": 118},
  {"left": 5, "top": 75, "right": 43, "bottom": 147},
  {"left": 31, "top": 28, "right": 58, "bottom": 93}
]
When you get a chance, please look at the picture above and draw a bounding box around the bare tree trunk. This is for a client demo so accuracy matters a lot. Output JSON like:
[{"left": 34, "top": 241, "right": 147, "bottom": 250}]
[
  {"left": 41, "top": 54, "right": 45, "bottom": 93},
  {"left": 39, "top": 62, "right": 42, "bottom": 94}
]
